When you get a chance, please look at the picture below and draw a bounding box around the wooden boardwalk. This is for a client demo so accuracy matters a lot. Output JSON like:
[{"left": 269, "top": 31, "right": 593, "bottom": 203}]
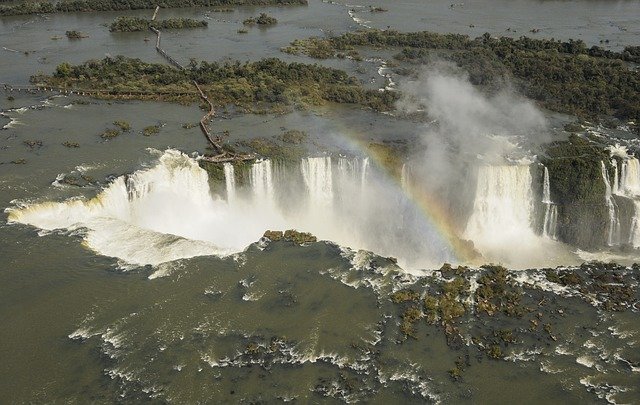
[
  {"left": 2, "top": 6, "right": 255, "bottom": 163},
  {"left": 149, "top": 7, "right": 254, "bottom": 162}
]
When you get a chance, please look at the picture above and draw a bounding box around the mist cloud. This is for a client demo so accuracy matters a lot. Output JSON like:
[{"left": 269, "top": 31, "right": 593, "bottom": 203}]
[{"left": 398, "top": 62, "right": 549, "bottom": 190}]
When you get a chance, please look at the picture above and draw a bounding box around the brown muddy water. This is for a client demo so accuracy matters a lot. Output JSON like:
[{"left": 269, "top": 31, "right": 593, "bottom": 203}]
[{"left": 1, "top": 1, "right": 639, "bottom": 403}]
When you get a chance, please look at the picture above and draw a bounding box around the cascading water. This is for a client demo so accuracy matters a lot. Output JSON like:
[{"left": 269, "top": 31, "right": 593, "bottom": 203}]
[
  {"left": 615, "top": 158, "right": 640, "bottom": 197},
  {"left": 542, "top": 166, "right": 558, "bottom": 239},
  {"left": 465, "top": 165, "right": 536, "bottom": 241},
  {"left": 301, "top": 157, "right": 334, "bottom": 210},
  {"left": 8, "top": 150, "right": 578, "bottom": 271},
  {"left": 223, "top": 163, "right": 236, "bottom": 203},
  {"left": 250, "top": 159, "right": 276, "bottom": 209},
  {"left": 360, "top": 157, "right": 369, "bottom": 189},
  {"left": 611, "top": 157, "right": 640, "bottom": 247},
  {"left": 7, "top": 150, "right": 233, "bottom": 266},
  {"left": 601, "top": 161, "right": 621, "bottom": 246},
  {"left": 400, "top": 163, "right": 408, "bottom": 191},
  {"left": 464, "top": 164, "right": 557, "bottom": 266}
]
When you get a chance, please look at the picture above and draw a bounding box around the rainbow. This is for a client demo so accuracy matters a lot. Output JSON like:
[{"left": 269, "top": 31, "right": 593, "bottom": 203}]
[{"left": 324, "top": 124, "right": 481, "bottom": 266}]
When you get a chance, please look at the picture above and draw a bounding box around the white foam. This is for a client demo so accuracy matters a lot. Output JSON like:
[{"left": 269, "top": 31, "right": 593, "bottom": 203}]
[{"left": 576, "top": 355, "right": 596, "bottom": 368}]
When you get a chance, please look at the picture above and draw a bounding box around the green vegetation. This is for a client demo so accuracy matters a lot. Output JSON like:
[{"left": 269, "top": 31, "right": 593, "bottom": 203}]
[
  {"left": 243, "top": 13, "right": 277, "bottom": 25},
  {"left": 540, "top": 134, "right": 610, "bottom": 248},
  {"left": 262, "top": 229, "right": 317, "bottom": 244},
  {"left": 283, "top": 229, "right": 316, "bottom": 244},
  {"left": 62, "top": 141, "right": 80, "bottom": 148},
  {"left": 280, "top": 129, "right": 307, "bottom": 144},
  {"left": 100, "top": 128, "right": 120, "bottom": 139},
  {"left": 390, "top": 289, "right": 420, "bottom": 303},
  {"left": 0, "top": 0, "right": 308, "bottom": 17},
  {"left": 386, "top": 262, "right": 639, "bottom": 373},
  {"left": 113, "top": 120, "right": 131, "bottom": 131},
  {"left": 109, "top": 16, "right": 207, "bottom": 32},
  {"left": 32, "top": 56, "right": 398, "bottom": 111},
  {"left": 263, "top": 230, "right": 284, "bottom": 241},
  {"left": 283, "top": 30, "right": 640, "bottom": 120},
  {"left": 239, "top": 137, "right": 304, "bottom": 161},
  {"left": 399, "top": 306, "right": 422, "bottom": 339},
  {"left": 65, "top": 30, "right": 85, "bottom": 39},
  {"left": 475, "top": 265, "right": 525, "bottom": 317},
  {"left": 142, "top": 125, "right": 160, "bottom": 136}
]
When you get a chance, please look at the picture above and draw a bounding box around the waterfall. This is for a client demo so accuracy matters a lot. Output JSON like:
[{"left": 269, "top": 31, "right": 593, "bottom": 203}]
[
  {"left": 10, "top": 150, "right": 568, "bottom": 271},
  {"left": 301, "top": 157, "right": 334, "bottom": 210},
  {"left": 619, "top": 158, "right": 640, "bottom": 197},
  {"left": 223, "top": 163, "right": 236, "bottom": 203},
  {"left": 6, "top": 150, "right": 231, "bottom": 266},
  {"left": 611, "top": 157, "right": 640, "bottom": 246},
  {"left": 361, "top": 157, "right": 369, "bottom": 189},
  {"left": 630, "top": 201, "right": 640, "bottom": 248},
  {"left": 400, "top": 163, "right": 408, "bottom": 191},
  {"left": 464, "top": 165, "right": 539, "bottom": 261},
  {"left": 542, "top": 166, "right": 551, "bottom": 204},
  {"left": 541, "top": 166, "right": 557, "bottom": 239},
  {"left": 250, "top": 159, "right": 276, "bottom": 208},
  {"left": 612, "top": 159, "right": 619, "bottom": 195},
  {"left": 601, "top": 161, "right": 621, "bottom": 246}
]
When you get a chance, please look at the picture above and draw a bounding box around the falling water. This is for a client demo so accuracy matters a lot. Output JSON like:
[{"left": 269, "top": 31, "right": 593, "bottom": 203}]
[
  {"left": 250, "top": 159, "right": 276, "bottom": 208},
  {"left": 542, "top": 166, "right": 558, "bottom": 239},
  {"left": 601, "top": 161, "right": 621, "bottom": 246},
  {"left": 619, "top": 158, "right": 640, "bottom": 196},
  {"left": 612, "top": 159, "right": 620, "bottom": 195},
  {"left": 301, "top": 157, "right": 334, "bottom": 210},
  {"left": 8, "top": 150, "right": 578, "bottom": 271},
  {"left": 223, "top": 163, "right": 236, "bottom": 203},
  {"left": 400, "top": 163, "right": 408, "bottom": 191},
  {"left": 465, "top": 165, "right": 536, "bottom": 238},
  {"left": 360, "top": 157, "right": 369, "bottom": 189},
  {"left": 611, "top": 158, "right": 640, "bottom": 246},
  {"left": 464, "top": 165, "right": 554, "bottom": 266}
]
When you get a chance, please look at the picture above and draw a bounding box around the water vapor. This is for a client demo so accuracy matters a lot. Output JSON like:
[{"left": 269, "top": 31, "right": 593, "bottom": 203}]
[{"left": 398, "top": 62, "right": 548, "bottom": 189}]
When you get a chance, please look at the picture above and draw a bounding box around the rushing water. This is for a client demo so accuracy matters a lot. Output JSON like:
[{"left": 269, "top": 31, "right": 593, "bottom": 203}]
[
  {"left": 2, "top": 1, "right": 640, "bottom": 403},
  {"left": 542, "top": 166, "right": 558, "bottom": 240}
]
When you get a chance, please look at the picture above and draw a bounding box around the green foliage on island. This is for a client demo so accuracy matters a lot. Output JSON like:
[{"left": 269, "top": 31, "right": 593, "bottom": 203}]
[
  {"left": 100, "top": 128, "right": 120, "bottom": 139},
  {"left": 0, "top": 0, "right": 307, "bottom": 17},
  {"left": 279, "top": 129, "right": 306, "bottom": 144},
  {"left": 142, "top": 125, "right": 161, "bottom": 136},
  {"left": 109, "top": 16, "right": 207, "bottom": 32},
  {"left": 283, "top": 30, "right": 640, "bottom": 121},
  {"left": 113, "top": 120, "right": 131, "bottom": 131},
  {"left": 65, "top": 30, "right": 85, "bottom": 39},
  {"left": 243, "top": 13, "right": 277, "bottom": 26},
  {"left": 540, "top": 134, "right": 611, "bottom": 248},
  {"left": 31, "top": 56, "right": 398, "bottom": 112},
  {"left": 261, "top": 229, "right": 317, "bottom": 244}
]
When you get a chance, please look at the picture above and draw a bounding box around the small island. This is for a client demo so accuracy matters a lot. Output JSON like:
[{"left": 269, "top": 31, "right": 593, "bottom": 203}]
[
  {"left": 243, "top": 13, "right": 278, "bottom": 26},
  {"left": 109, "top": 16, "right": 208, "bottom": 32}
]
